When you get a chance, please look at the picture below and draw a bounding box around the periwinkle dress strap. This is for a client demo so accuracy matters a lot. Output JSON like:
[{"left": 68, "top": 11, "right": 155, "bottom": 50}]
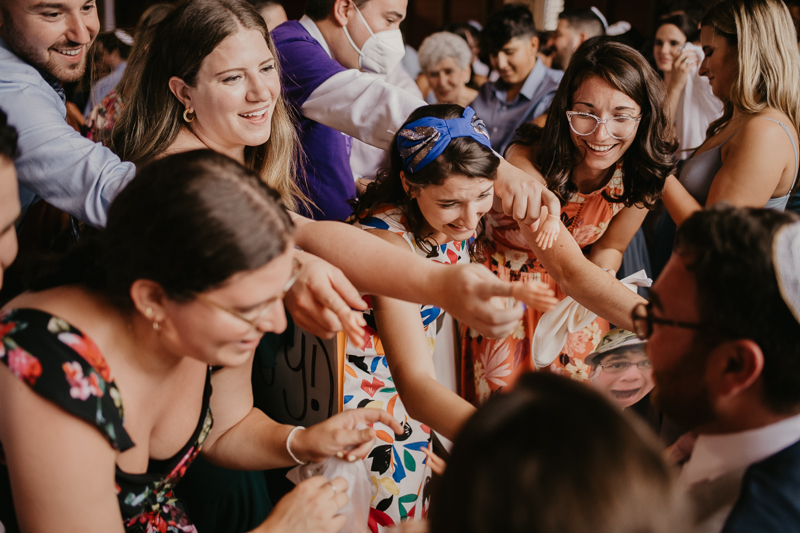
[{"left": 759, "top": 117, "right": 799, "bottom": 188}]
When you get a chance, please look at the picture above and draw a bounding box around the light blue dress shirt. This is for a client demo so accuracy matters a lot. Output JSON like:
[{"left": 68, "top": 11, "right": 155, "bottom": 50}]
[
  {"left": 470, "top": 60, "right": 563, "bottom": 154},
  {"left": 0, "top": 38, "right": 135, "bottom": 228}
]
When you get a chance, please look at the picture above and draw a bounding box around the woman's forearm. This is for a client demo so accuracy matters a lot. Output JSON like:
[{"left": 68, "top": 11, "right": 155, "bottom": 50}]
[
  {"left": 662, "top": 174, "right": 702, "bottom": 227},
  {"left": 202, "top": 409, "right": 297, "bottom": 471},
  {"left": 521, "top": 224, "right": 644, "bottom": 330}
]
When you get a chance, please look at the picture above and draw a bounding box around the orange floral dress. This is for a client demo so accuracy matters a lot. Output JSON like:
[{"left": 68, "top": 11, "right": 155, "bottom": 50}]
[{"left": 461, "top": 163, "right": 626, "bottom": 405}]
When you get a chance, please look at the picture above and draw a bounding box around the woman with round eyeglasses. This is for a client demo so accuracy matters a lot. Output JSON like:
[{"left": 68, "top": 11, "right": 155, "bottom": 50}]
[{"left": 462, "top": 38, "right": 677, "bottom": 404}]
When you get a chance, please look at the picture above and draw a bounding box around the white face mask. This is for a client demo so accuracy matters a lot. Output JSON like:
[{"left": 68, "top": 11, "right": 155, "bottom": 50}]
[{"left": 342, "top": 3, "right": 405, "bottom": 75}]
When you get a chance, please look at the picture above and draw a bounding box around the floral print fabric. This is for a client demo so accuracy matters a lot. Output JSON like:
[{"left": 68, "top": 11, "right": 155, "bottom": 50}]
[
  {"left": 0, "top": 308, "right": 213, "bottom": 533},
  {"left": 462, "top": 163, "right": 626, "bottom": 405},
  {"left": 345, "top": 207, "right": 472, "bottom": 532}
]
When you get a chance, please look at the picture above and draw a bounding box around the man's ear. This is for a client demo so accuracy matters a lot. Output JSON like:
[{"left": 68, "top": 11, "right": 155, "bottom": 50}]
[
  {"left": 332, "top": 0, "right": 354, "bottom": 27},
  {"left": 529, "top": 35, "right": 540, "bottom": 54},
  {"left": 707, "top": 339, "right": 765, "bottom": 400},
  {"left": 168, "top": 76, "right": 191, "bottom": 109}
]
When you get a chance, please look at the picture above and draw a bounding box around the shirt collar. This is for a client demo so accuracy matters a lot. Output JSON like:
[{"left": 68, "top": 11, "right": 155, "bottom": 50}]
[
  {"left": 0, "top": 36, "right": 65, "bottom": 103},
  {"left": 493, "top": 59, "right": 545, "bottom": 104},
  {"left": 299, "top": 15, "right": 332, "bottom": 59},
  {"left": 680, "top": 412, "right": 800, "bottom": 487}
]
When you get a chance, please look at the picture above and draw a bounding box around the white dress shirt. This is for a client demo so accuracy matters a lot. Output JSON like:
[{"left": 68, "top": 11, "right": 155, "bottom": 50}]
[
  {"left": 296, "top": 15, "right": 425, "bottom": 150},
  {"left": 681, "top": 413, "right": 800, "bottom": 533}
]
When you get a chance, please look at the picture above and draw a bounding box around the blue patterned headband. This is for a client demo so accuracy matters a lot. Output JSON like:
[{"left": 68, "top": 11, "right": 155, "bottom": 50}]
[{"left": 397, "top": 106, "right": 493, "bottom": 173}]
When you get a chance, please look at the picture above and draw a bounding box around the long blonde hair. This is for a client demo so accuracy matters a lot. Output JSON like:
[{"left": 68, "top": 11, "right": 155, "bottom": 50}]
[
  {"left": 110, "top": 0, "right": 308, "bottom": 211},
  {"left": 703, "top": 0, "right": 800, "bottom": 145}
]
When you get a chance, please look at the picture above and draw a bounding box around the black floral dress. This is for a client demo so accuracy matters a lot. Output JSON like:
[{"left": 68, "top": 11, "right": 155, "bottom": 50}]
[{"left": 0, "top": 308, "right": 213, "bottom": 533}]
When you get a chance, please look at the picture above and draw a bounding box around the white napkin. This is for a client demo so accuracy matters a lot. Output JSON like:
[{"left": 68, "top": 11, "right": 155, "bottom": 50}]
[{"left": 532, "top": 270, "right": 652, "bottom": 368}]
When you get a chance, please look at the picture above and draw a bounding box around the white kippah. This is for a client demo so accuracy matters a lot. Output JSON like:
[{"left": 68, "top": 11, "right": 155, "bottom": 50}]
[
  {"left": 114, "top": 29, "right": 134, "bottom": 46},
  {"left": 773, "top": 220, "right": 800, "bottom": 325},
  {"left": 590, "top": 6, "right": 609, "bottom": 30}
]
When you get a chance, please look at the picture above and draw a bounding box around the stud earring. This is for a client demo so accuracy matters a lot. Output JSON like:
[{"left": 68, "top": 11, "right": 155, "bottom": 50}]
[{"left": 153, "top": 321, "right": 162, "bottom": 332}]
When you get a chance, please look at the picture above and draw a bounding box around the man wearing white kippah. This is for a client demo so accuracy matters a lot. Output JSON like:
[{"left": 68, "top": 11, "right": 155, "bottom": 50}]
[
  {"left": 546, "top": 7, "right": 606, "bottom": 71},
  {"left": 640, "top": 204, "right": 800, "bottom": 533}
]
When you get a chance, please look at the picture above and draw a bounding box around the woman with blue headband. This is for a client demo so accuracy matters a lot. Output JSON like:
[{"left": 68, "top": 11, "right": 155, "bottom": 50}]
[{"left": 347, "top": 104, "right": 559, "bottom": 530}]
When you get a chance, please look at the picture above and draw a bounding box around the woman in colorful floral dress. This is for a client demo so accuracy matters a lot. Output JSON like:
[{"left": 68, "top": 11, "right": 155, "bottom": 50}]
[
  {"left": 346, "top": 104, "right": 558, "bottom": 532},
  {"left": 0, "top": 151, "right": 402, "bottom": 533},
  {"left": 462, "top": 38, "right": 678, "bottom": 405}
]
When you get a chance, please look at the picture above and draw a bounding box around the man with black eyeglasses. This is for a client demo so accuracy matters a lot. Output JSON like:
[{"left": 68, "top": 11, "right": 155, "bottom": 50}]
[{"left": 637, "top": 204, "right": 800, "bottom": 533}]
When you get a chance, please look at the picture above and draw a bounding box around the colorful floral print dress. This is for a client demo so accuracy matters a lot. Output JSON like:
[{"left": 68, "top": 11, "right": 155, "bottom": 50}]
[
  {"left": 0, "top": 308, "right": 213, "bottom": 533},
  {"left": 462, "top": 163, "right": 626, "bottom": 405},
  {"left": 345, "top": 207, "right": 472, "bottom": 533}
]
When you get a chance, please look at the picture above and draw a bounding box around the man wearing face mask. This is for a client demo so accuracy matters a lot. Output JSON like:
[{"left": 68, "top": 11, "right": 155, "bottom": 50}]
[{"left": 272, "top": 0, "right": 423, "bottom": 221}]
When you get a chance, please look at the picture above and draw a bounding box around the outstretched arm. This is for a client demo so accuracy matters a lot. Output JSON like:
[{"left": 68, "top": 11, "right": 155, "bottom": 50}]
[
  {"left": 291, "top": 214, "right": 533, "bottom": 339},
  {"left": 520, "top": 222, "right": 645, "bottom": 331}
]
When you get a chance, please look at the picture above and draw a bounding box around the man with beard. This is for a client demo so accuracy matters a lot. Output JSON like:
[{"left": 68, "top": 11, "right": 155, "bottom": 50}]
[
  {"left": 0, "top": 0, "right": 134, "bottom": 228},
  {"left": 545, "top": 7, "right": 606, "bottom": 71},
  {"left": 635, "top": 204, "right": 800, "bottom": 533}
]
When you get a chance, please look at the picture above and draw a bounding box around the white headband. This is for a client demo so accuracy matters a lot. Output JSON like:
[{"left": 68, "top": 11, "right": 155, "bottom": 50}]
[
  {"left": 773, "top": 220, "right": 800, "bottom": 324},
  {"left": 590, "top": 6, "right": 609, "bottom": 30}
]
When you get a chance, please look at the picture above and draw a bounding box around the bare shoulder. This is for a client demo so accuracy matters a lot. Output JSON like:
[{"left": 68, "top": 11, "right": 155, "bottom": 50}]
[
  {"left": 365, "top": 227, "right": 413, "bottom": 250},
  {"left": 4, "top": 287, "right": 127, "bottom": 354}
]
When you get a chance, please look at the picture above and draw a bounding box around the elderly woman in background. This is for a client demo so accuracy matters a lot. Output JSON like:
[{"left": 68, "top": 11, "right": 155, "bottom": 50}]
[{"left": 418, "top": 32, "right": 478, "bottom": 107}]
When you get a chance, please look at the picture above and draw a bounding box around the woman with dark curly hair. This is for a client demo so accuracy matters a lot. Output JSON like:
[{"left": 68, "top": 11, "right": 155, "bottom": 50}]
[{"left": 462, "top": 37, "right": 677, "bottom": 405}]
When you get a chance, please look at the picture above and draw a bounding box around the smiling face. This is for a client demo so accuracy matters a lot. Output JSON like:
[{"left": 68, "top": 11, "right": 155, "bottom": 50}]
[
  {"left": 0, "top": 157, "right": 20, "bottom": 290},
  {"left": 0, "top": 0, "right": 99, "bottom": 82},
  {"left": 590, "top": 348, "right": 654, "bottom": 408},
  {"left": 162, "top": 246, "right": 294, "bottom": 367},
  {"left": 489, "top": 35, "right": 539, "bottom": 88},
  {"left": 405, "top": 173, "right": 494, "bottom": 244},
  {"left": 569, "top": 76, "right": 641, "bottom": 172},
  {"left": 426, "top": 56, "right": 471, "bottom": 103},
  {"left": 654, "top": 23, "right": 687, "bottom": 72},
  {"left": 173, "top": 28, "right": 280, "bottom": 160},
  {"left": 699, "top": 25, "right": 738, "bottom": 102}
]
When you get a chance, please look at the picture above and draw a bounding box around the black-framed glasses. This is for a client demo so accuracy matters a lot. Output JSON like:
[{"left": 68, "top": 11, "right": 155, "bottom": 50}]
[
  {"left": 597, "top": 360, "right": 652, "bottom": 373},
  {"left": 196, "top": 258, "right": 302, "bottom": 332},
  {"left": 631, "top": 302, "right": 706, "bottom": 340},
  {"left": 566, "top": 111, "right": 642, "bottom": 140}
]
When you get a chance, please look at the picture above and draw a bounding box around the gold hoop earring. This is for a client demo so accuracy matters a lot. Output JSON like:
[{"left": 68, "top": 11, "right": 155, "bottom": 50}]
[
  {"left": 183, "top": 107, "right": 195, "bottom": 123},
  {"left": 153, "top": 321, "right": 162, "bottom": 332}
]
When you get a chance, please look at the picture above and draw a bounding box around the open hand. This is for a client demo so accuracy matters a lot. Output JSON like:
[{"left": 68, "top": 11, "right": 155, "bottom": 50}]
[{"left": 284, "top": 250, "right": 368, "bottom": 349}]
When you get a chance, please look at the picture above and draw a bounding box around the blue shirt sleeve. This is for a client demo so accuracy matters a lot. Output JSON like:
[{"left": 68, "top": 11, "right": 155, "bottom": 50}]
[{"left": 0, "top": 42, "right": 135, "bottom": 228}]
